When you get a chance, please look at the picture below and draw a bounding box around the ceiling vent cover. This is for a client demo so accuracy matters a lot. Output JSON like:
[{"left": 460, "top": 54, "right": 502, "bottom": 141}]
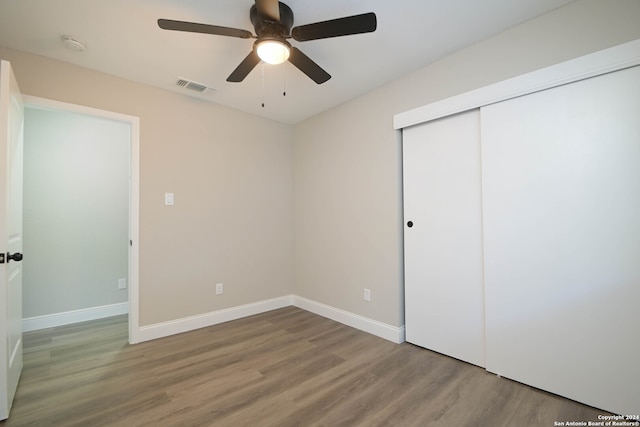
[{"left": 175, "top": 77, "right": 216, "bottom": 96}]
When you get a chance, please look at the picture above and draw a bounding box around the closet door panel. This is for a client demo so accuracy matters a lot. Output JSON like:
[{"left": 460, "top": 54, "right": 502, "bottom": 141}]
[
  {"left": 481, "top": 66, "right": 640, "bottom": 414},
  {"left": 403, "top": 109, "right": 485, "bottom": 367}
]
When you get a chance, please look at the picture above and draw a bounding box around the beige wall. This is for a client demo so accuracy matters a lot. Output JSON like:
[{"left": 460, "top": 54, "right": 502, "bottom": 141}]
[
  {"left": 0, "top": 46, "right": 294, "bottom": 326},
  {"left": 3, "top": 0, "right": 640, "bottom": 333},
  {"left": 293, "top": 0, "right": 640, "bottom": 327}
]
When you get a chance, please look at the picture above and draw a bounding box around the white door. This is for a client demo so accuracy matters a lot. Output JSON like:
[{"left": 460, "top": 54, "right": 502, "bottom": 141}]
[
  {"left": 481, "top": 65, "right": 640, "bottom": 415},
  {"left": 403, "top": 109, "right": 485, "bottom": 367},
  {"left": 0, "top": 60, "right": 24, "bottom": 420}
]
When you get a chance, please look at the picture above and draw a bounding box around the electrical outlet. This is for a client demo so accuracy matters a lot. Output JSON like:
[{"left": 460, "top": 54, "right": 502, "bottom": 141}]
[
  {"left": 364, "top": 288, "right": 371, "bottom": 302},
  {"left": 118, "top": 278, "right": 127, "bottom": 290},
  {"left": 216, "top": 283, "right": 224, "bottom": 295}
]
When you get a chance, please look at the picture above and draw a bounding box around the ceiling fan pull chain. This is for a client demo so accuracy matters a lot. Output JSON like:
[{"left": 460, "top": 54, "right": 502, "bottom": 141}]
[
  {"left": 283, "top": 61, "right": 287, "bottom": 97},
  {"left": 261, "top": 63, "right": 265, "bottom": 108}
]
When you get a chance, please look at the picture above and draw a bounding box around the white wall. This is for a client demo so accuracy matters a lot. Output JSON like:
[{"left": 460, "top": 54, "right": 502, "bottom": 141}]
[
  {"left": 23, "top": 107, "right": 130, "bottom": 318},
  {"left": 293, "top": 0, "right": 640, "bottom": 328}
]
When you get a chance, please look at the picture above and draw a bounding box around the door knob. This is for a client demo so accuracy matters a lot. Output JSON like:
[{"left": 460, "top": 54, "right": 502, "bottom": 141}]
[{"left": 7, "top": 252, "right": 23, "bottom": 262}]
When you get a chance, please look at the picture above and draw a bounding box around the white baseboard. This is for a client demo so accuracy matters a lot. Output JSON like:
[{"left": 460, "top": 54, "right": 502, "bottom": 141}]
[
  {"left": 23, "top": 302, "right": 129, "bottom": 332},
  {"left": 136, "top": 295, "right": 294, "bottom": 343},
  {"left": 292, "top": 296, "right": 406, "bottom": 344},
  {"left": 34, "top": 295, "right": 406, "bottom": 345}
]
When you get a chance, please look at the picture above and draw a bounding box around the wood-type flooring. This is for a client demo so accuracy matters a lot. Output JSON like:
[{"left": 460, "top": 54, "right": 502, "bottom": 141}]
[{"left": 1, "top": 307, "right": 609, "bottom": 426}]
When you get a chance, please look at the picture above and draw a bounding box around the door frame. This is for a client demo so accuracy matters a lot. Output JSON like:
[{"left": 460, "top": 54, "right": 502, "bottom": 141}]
[{"left": 22, "top": 95, "right": 141, "bottom": 344}]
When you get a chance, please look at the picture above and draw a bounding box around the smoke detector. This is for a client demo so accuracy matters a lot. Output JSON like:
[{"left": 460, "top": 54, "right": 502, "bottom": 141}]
[{"left": 61, "top": 35, "right": 86, "bottom": 51}]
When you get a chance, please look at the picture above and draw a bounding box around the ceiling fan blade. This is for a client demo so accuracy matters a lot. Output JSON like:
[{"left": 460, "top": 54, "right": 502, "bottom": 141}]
[
  {"left": 288, "top": 47, "right": 331, "bottom": 84},
  {"left": 227, "top": 50, "right": 261, "bottom": 82},
  {"left": 291, "top": 12, "right": 377, "bottom": 42},
  {"left": 158, "top": 19, "right": 253, "bottom": 39},
  {"left": 255, "top": 0, "right": 280, "bottom": 21}
]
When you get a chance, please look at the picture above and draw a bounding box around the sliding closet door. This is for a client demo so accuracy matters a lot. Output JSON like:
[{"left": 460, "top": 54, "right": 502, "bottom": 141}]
[
  {"left": 403, "top": 110, "right": 485, "bottom": 367},
  {"left": 481, "top": 66, "right": 640, "bottom": 414}
]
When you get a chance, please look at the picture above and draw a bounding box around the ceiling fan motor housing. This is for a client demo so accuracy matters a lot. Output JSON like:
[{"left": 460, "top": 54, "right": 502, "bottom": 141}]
[{"left": 250, "top": 2, "right": 293, "bottom": 42}]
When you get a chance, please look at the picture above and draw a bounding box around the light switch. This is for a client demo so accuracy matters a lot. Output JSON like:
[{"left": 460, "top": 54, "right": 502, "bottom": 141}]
[{"left": 164, "top": 193, "right": 174, "bottom": 205}]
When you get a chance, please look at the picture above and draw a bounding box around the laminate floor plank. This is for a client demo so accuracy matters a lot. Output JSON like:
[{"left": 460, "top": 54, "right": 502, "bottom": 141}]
[{"left": 1, "top": 307, "right": 609, "bottom": 426}]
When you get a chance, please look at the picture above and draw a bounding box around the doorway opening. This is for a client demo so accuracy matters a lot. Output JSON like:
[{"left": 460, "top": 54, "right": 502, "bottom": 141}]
[{"left": 21, "top": 96, "right": 139, "bottom": 344}]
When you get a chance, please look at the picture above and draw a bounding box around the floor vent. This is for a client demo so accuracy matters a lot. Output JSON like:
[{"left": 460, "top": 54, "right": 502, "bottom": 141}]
[{"left": 175, "top": 78, "right": 216, "bottom": 96}]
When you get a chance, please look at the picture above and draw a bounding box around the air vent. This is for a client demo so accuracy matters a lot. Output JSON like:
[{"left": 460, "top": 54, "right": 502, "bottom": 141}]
[{"left": 175, "top": 77, "right": 216, "bottom": 96}]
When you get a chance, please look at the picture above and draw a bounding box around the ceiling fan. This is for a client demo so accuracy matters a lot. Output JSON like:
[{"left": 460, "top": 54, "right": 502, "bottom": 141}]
[{"left": 158, "top": 0, "right": 377, "bottom": 84}]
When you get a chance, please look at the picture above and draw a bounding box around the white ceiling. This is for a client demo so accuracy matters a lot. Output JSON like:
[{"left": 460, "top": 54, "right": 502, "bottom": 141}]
[{"left": 0, "top": 0, "right": 576, "bottom": 124}]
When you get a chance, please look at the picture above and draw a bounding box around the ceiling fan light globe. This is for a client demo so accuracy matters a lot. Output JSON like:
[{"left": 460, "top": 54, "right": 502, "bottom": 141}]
[{"left": 257, "top": 40, "right": 290, "bottom": 65}]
